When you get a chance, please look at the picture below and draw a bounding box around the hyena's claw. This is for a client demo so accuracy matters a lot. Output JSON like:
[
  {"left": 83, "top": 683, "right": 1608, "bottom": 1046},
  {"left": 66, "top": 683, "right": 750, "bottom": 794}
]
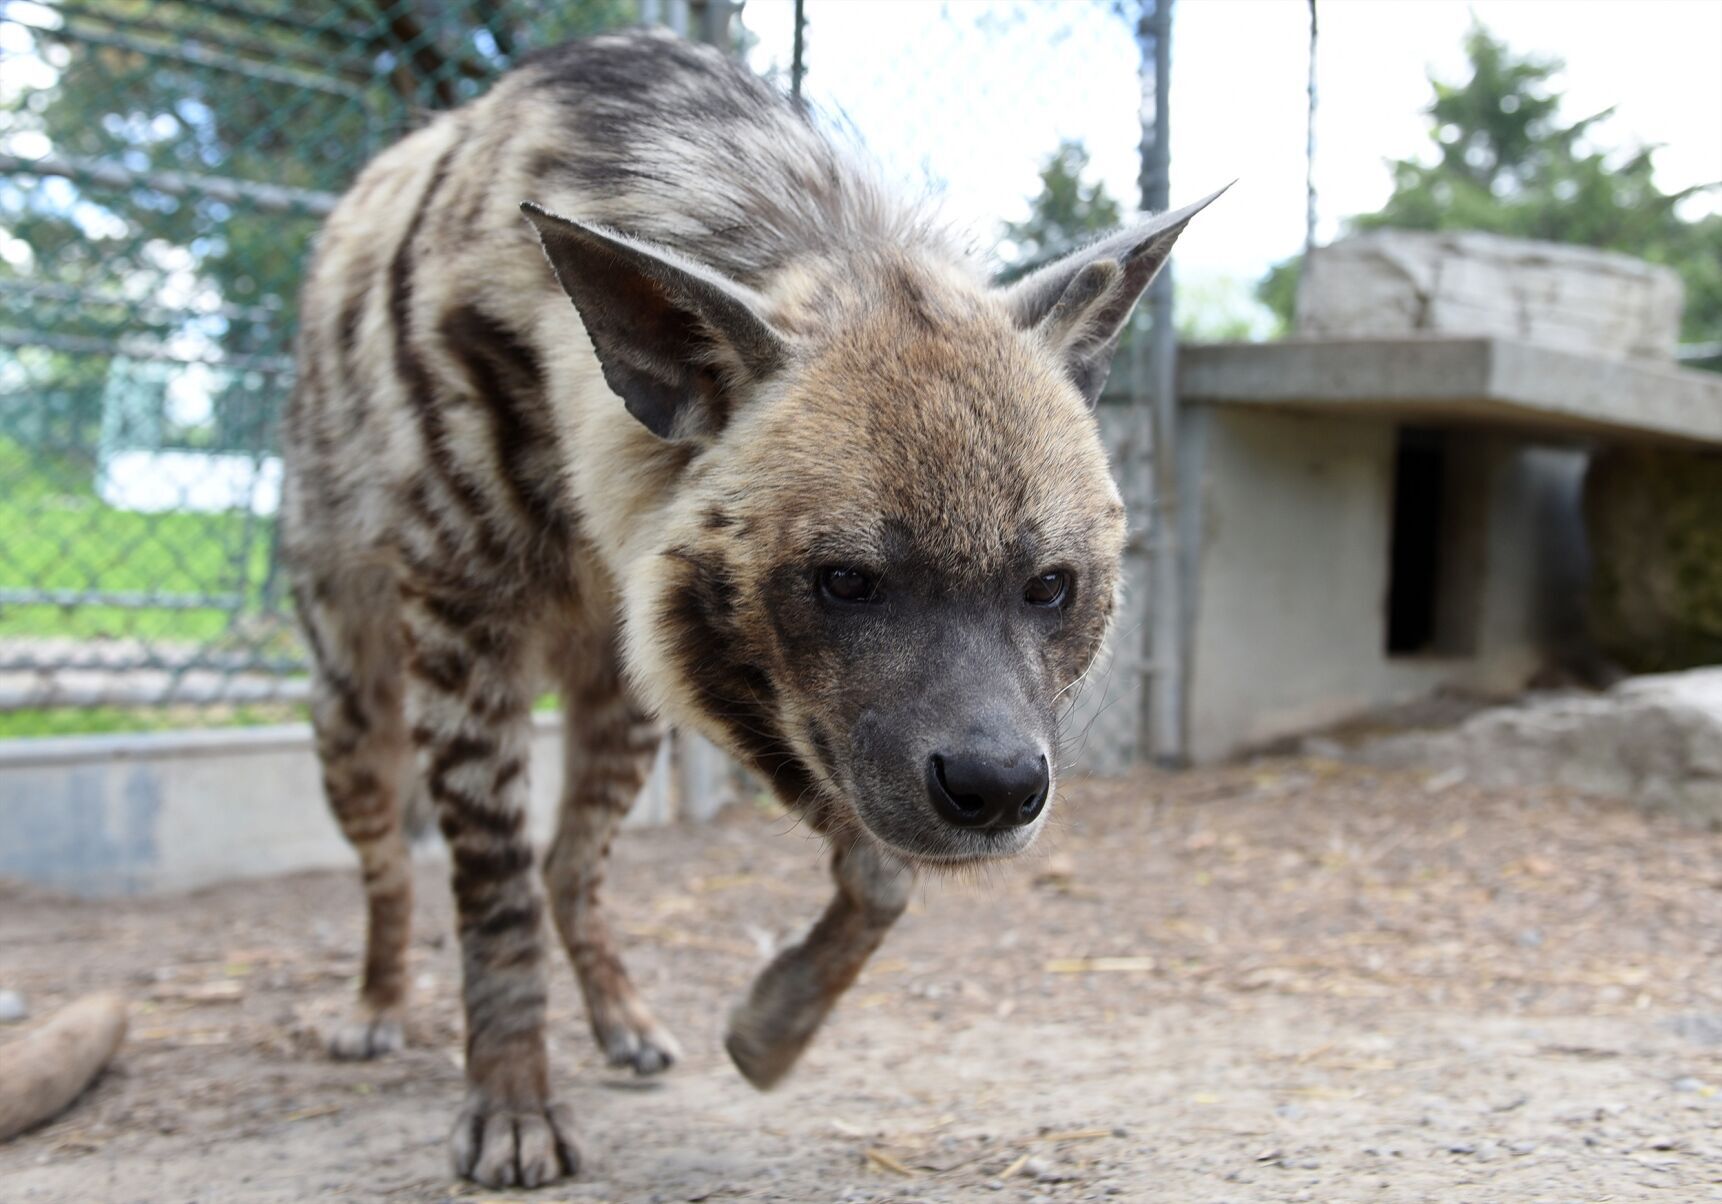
[
  {"left": 597, "top": 1017, "right": 681, "bottom": 1076},
  {"left": 451, "top": 1095, "right": 580, "bottom": 1188},
  {"left": 326, "top": 1009, "right": 405, "bottom": 1061}
]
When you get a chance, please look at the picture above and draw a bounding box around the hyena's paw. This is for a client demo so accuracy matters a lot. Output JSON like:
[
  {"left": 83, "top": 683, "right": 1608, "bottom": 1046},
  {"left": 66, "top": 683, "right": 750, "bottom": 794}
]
[
  {"left": 451, "top": 1094, "right": 580, "bottom": 1188},
  {"left": 724, "top": 1000, "right": 807, "bottom": 1091},
  {"left": 593, "top": 1007, "right": 682, "bottom": 1076},
  {"left": 326, "top": 1008, "right": 405, "bottom": 1061}
]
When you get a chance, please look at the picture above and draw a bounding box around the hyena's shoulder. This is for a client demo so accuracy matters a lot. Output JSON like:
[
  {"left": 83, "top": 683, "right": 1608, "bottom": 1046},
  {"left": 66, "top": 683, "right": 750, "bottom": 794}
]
[{"left": 284, "top": 30, "right": 851, "bottom": 581}]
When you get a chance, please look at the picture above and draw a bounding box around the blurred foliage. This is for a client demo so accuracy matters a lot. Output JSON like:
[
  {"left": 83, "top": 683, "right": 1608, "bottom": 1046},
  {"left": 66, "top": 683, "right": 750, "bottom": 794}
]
[
  {"left": 0, "top": 1, "right": 633, "bottom": 733},
  {"left": 1173, "top": 275, "right": 1258, "bottom": 343},
  {"left": 1004, "top": 137, "right": 1263, "bottom": 344},
  {"left": 1585, "top": 444, "right": 1722, "bottom": 673},
  {"left": 998, "top": 138, "right": 1123, "bottom": 281},
  {"left": 1, "top": 0, "right": 633, "bottom": 460},
  {"left": 1259, "top": 22, "right": 1722, "bottom": 348}
]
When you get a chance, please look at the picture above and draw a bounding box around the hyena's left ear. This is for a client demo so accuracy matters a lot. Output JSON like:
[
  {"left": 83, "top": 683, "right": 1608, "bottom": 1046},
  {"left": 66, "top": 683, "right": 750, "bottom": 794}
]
[
  {"left": 1002, "top": 185, "right": 1229, "bottom": 405},
  {"left": 522, "top": 202, "right": 790, "bottom": 441}
]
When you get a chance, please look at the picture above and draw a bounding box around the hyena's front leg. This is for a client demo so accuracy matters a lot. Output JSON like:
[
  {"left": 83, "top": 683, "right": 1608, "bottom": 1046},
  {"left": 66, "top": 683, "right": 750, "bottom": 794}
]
[
  {"left": 403, "top": 596, "right": 575, "bottom": 1188},
  {"left": 726, "top": 837, "right": 913, "bottom": 1089},
  {"left": 543, "top": 635, "right": 682, "bottom": 1075}
]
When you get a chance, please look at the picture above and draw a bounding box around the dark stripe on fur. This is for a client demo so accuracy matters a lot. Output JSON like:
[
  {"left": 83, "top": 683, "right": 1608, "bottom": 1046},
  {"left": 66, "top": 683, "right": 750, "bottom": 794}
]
[
  {"left": 657, "top": 549, "right": 814, "bottom": 807},
  {"left": 408, "top": 644, "right": 473, "bottom": 695},
  {"left": 450, "top": 843, "right": 535, "bottom": 890},
  {"left": 386, "top": 150, "right": 515, "bottom": 571},
  {"left": 475, "top": 901, "right": 543, "bottom": 941},
  {"left": 437, "top": 303, "right": 572, "bottom": 552}
]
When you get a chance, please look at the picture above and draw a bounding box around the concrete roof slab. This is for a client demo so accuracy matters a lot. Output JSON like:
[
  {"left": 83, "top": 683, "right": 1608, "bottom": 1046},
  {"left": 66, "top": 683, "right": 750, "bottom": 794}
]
[{"left": 1178, "top": 337, "right": 1722, "bottom": 448}]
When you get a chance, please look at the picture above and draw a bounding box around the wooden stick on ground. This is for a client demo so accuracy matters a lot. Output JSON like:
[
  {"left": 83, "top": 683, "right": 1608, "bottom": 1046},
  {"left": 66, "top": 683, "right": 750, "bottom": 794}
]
[{"left": 0, "top": 993, "right": 127, "bottom": 1143}]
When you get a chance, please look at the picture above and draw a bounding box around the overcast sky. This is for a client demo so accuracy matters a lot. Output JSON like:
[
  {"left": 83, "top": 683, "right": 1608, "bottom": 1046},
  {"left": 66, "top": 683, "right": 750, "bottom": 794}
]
[{"left": 745, "top": 0, "right": 1722, "bottom": 319}]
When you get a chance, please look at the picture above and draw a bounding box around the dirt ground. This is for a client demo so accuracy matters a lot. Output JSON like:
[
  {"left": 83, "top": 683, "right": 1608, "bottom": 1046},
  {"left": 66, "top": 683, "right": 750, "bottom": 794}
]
[{"left": 3, "top": 758, "right": 1721, "bottom": 1203}]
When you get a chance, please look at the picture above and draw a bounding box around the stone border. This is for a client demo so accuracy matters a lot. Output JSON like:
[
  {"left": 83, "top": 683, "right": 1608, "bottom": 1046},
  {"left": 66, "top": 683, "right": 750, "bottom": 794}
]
[{"left": 0, "top": 714, "right": 726, "bottom": 897}]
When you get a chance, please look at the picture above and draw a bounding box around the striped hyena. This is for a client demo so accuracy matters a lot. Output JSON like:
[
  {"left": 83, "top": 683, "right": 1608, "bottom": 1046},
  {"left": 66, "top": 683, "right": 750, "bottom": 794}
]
[{"left": 282, "top": 28, "right": 1216, "bottom": 1188}]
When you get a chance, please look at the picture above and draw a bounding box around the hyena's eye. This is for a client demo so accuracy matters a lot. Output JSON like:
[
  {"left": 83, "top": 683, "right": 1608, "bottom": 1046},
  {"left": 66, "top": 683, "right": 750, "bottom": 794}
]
[
  {"left": 1024, "top": 570, "right": 1071, "bottom": 608},
  {"left": 819, "top": 567, "right": 882, "bottom": 605}
]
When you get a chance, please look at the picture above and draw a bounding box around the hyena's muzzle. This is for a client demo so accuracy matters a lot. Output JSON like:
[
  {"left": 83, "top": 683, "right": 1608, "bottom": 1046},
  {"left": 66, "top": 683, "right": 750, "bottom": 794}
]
[{"left": 845, "top": 615, "right": 1058, "bottom": 863}]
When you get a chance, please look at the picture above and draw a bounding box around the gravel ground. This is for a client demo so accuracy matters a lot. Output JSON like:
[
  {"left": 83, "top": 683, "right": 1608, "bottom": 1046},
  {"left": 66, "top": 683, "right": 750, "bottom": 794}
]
[{"left": 3, "top": 758, "right": 1721, "bottom": 1202}]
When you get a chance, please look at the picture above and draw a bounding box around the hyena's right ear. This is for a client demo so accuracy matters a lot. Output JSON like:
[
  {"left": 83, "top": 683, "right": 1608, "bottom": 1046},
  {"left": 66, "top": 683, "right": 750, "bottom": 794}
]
[
  {"left": 1002, "top": 185, "right": 1228, "bottom": 406},
  {"left": 522, "top": 202, "right": 790, "bottom": 441}
]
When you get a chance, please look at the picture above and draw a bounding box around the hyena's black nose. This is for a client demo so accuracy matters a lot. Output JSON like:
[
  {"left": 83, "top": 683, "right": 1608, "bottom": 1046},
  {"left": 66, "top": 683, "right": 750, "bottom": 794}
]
[{"left": 927, "top": 750, "right": 1049, "bottom": 829}]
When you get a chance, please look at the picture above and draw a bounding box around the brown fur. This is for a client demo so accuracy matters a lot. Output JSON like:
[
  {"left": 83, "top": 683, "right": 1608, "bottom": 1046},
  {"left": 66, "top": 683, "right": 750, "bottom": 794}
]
[{"left": 282, "top": 29, "right": 1214, "bottom": 1188}]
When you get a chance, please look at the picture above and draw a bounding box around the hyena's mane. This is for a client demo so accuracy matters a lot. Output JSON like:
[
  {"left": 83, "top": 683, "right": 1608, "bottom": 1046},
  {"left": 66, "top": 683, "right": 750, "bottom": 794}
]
[{"left": 508, "top": 29, "right": 961, "bottom": 288}]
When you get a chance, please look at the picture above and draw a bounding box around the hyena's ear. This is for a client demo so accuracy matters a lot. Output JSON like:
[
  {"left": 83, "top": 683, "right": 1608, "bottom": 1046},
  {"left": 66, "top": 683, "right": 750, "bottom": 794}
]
[
  {"left": 522, "top": 202, "right": 790, "bottom": 441},
  {"left": 1002, "top": 185, "right": 1229, "bottom": 405}
]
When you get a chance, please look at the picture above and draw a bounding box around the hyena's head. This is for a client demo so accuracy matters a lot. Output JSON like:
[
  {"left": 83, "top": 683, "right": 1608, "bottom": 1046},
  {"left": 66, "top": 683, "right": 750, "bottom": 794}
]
[{"left": 525, "top": 193, "right": 1216, "bottom": 865}]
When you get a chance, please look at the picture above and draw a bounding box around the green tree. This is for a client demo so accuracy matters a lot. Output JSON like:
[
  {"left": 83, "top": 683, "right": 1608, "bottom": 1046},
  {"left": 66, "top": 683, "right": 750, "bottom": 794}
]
[
  {"left": 999, "top": 139, "right": 1123, "bottom": 281},
  {"left": 1003, "top": 136, "right": 1259, "bottom": 348},
  {"left": 1259, "top": 23, "right": 1722, "bottom": 348},
  {"left": 1, "top": 0, "right": 634, "bottom": 468}
]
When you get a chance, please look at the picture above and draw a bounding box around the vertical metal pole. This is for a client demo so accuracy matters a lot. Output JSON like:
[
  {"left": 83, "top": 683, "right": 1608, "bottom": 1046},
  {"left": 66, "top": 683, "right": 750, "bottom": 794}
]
[
  {"left": 791, "top": 0, "right": 807, "bottom": 103},
  {"left": 698, "top": 0, "right": 734, "bottom": 50},
  {"left": 1305, "top": 0, "right": 1318, "bottom": 259},
  {"left": 1137, "top": 0, "right": 1184, "bottom": 767},
  {"left": 664, "top": 0, "right": 690, "bottom": 37}
]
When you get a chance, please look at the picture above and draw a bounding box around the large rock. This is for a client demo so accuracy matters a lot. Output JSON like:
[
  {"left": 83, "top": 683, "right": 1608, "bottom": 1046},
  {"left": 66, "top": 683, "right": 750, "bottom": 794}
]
[
  {"left": 1297, "top": 230, "right": 1684, "bottom": 362},
  {"left": 1355, "top": 669, "right": 1722, "bottom": 826},
  {"left": 1585, "top": 444, "right": 1722, "bottom": 673}
]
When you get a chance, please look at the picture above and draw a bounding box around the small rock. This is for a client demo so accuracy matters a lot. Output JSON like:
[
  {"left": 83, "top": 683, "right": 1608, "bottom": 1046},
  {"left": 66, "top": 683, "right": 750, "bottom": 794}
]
[
  {"left": 1673, "top": 1076, "right": 1708, "bottom": 1093},
  {"left": 1021, "top": 1156, "right": 1072, "bottom": 1183},
  {"left": 1508, "top": 1140, "right": 1537, "bottom": 1156},
  {"left": 1666, "top": 1014, "right": 1722, "bottom": 1046},
  {"left": 0, "top": 990, "right": 26, "bottom": 1023},
  {"left": 1446, "top": 1141, "right": 1476, "bottom": 1155}
]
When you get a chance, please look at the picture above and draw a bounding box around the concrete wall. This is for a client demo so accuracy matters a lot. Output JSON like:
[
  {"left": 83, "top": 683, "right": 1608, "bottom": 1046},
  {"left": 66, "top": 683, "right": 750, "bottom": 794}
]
[
  {"left": 0, "top": 716, "right": 732, "bottom": 896},
  {"left": 1179, "top": 405, "right": 1586, "bottom": 762}
]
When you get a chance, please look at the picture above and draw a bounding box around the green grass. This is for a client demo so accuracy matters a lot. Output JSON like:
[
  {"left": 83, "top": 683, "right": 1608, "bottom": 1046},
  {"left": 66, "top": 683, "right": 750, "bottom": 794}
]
[
  {"left": 0, "top": 701, "right": 309, "bottom": 740},
  {"left": 0, "top": 438, "right": 306, "bottom": 737},
  {"left": 0, "top": 438, "right": 279, "bottom": 644}
]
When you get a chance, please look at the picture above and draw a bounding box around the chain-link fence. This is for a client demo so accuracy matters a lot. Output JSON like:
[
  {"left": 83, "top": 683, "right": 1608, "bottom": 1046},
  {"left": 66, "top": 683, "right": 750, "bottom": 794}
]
[{"left": 0, "top": 0, "right": 1167, "bottom": 768}]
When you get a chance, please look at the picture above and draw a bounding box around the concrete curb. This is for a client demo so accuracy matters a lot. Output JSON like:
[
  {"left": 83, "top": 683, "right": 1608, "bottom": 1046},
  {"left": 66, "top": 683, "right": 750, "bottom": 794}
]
[{"left": 0, "top": 714, "right": 728, "bottom": 897}]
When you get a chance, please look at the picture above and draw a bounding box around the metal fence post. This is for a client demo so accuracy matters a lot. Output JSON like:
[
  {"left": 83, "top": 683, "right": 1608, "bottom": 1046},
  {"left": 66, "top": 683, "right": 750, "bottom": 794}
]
[{"left": 1136, "top": 0, "right": 1185, "bottom": 767}]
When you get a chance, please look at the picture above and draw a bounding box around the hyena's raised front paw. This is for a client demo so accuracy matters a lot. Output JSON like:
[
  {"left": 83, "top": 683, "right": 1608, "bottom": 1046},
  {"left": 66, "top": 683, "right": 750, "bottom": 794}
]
[
  {"left": 725, "top": 997, "right": 811, "bottom": 1090},
  {"left": 451, "top": 1093, "right": 580, "bottom": 1188},
  {"left": 326, "top": 1007, "right": 405, "bottom": 1061}
]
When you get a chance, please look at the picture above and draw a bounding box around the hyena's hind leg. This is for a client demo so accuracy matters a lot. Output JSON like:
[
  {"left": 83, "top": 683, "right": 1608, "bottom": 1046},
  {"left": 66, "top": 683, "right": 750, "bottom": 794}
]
[
  {"left": 294, "top": 569, "right": 415, "bottom": 1060},
  {"left": 543, "top": 630, "right": 682, "bottom": 1075}
]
